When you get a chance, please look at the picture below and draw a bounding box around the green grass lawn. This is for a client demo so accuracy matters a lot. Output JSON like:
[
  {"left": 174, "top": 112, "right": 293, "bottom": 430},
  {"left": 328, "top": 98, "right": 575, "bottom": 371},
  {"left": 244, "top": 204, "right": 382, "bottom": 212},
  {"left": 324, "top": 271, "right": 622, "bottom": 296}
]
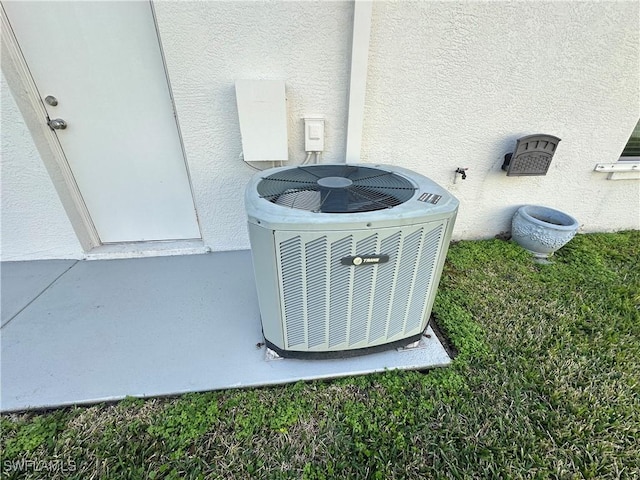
[{"left": 1, "top": 231, "right": 639, "bottom": 479}]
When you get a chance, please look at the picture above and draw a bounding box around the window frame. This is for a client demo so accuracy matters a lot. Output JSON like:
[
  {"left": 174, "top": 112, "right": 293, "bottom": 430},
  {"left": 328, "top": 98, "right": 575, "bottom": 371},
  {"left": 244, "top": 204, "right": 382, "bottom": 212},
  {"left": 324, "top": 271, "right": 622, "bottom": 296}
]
[{"left": 619, "top": 118, "right": 640, "bottom": 161}]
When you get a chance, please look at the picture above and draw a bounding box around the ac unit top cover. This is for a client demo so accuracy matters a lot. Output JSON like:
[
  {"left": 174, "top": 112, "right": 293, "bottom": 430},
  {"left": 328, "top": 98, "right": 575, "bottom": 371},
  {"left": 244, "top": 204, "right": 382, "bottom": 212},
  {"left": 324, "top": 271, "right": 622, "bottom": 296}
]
[{"left": 245, "top": 164, "right": 459, "bottom": 231}]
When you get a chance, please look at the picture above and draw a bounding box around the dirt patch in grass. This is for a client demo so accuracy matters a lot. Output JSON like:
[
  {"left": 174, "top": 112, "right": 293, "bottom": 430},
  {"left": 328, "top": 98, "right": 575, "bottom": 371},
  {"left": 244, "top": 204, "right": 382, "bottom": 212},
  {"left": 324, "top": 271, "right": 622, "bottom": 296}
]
[{"left": 428, "top": 314, "right": 458, "bottom": 360}]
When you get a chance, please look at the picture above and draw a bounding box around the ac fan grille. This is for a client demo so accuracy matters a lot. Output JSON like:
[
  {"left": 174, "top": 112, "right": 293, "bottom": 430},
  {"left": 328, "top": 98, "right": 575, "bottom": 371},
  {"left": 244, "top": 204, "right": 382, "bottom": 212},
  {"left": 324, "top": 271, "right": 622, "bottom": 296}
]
[
  {"left": 257, "top": 165, "right": 417, "bottom": 213},
  {"left": 276, "top": 222, "right": 446, "bottom": 351}
]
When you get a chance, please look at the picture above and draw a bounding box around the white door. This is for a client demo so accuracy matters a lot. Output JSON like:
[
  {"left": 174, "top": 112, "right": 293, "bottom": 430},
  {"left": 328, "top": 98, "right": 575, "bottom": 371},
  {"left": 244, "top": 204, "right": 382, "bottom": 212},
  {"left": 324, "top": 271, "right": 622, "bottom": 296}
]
[{"left": 3, "top": 1, "right": 201, "bottom": 243}]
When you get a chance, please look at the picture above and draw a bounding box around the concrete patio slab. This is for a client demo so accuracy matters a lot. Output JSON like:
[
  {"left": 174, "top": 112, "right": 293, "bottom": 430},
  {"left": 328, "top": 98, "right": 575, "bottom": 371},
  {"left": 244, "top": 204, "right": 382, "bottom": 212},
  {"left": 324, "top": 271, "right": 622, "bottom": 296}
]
[
  {"left": 0, "top": 251, "right": 451, "bottom": 412},
  {"left": 1, "top": 260, "right": 77, "bottom": 327}
]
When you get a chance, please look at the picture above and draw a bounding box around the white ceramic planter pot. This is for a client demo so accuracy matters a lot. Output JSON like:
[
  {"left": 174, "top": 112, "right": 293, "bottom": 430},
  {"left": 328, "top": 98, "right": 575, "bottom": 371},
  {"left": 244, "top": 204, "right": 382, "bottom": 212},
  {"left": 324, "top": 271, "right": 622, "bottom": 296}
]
[{"left": 511, "top": 205, "right": 579, "bottom": 259}]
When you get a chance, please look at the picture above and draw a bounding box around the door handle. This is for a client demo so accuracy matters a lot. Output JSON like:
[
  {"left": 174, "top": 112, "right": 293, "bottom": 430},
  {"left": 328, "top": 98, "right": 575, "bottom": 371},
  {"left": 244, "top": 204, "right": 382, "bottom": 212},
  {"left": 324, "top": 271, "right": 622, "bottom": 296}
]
[{"left": 48, "top": 118, "right": 67, "bottom": 130}]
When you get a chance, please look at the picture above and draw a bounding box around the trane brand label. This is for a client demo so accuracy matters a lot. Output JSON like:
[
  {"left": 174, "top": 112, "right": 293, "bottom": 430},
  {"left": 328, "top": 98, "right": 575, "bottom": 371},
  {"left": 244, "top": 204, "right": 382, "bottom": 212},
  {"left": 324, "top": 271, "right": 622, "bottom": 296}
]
[
  {"left": 341, "top": 255, "right": 390, "bottom": 266},
  {"left": 418, "top": 192, "right": 442, "bottom": 204}
]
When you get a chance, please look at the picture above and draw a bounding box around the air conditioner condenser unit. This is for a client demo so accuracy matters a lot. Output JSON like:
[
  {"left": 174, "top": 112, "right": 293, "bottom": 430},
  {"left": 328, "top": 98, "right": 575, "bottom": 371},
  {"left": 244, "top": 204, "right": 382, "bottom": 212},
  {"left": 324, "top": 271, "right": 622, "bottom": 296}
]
[{"left": 245, "top": 164, "right": 459, "bottom": 359}]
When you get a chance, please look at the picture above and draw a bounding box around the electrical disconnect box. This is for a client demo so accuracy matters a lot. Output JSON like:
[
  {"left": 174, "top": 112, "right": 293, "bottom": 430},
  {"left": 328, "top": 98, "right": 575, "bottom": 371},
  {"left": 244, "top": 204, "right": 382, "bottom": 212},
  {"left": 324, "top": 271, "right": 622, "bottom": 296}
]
[{"left": 304, "top": 117, "right": 325, "bottom": 152}]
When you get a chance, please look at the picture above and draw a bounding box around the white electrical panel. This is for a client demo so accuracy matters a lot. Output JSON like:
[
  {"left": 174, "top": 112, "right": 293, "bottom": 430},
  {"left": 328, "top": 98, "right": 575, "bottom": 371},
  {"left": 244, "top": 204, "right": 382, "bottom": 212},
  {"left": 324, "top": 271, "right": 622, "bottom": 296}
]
[{"left": 235, "top": 80, "right": 288, "bottom": 162}]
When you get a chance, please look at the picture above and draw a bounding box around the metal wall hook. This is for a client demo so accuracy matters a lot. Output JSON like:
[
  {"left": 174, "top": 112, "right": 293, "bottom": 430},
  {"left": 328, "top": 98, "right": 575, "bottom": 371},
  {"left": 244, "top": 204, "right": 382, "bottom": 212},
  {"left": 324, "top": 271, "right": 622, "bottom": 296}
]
[{"left": 455, "top": 168, "right": 468, "bottom": 180}]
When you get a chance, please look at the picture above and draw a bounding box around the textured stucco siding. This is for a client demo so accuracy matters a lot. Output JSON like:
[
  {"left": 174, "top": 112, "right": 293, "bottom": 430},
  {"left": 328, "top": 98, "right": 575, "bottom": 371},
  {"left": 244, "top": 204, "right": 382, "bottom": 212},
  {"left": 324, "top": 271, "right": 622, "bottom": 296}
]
[
  {"left": 1, "top": 1, "right": 638, "bottom": 260},
  {"left": 362, "top": 1, "right": 640, "bottom": 239},
  {"left": 1, "top": 73, "right": 82, "bottom": 260},
  {"left": 152, "top": 1, "right": 354, "bottom": 252}
]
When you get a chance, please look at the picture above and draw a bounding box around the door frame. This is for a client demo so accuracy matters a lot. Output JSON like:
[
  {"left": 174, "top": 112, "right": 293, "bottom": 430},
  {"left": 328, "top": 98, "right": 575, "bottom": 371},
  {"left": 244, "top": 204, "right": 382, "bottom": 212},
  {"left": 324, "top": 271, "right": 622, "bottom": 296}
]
[
  {"left": 1, "top": 4, "right": 100, "bottom": 251},
  {"left": 0, "top": 2, "right": 200, "bottom": 252}
]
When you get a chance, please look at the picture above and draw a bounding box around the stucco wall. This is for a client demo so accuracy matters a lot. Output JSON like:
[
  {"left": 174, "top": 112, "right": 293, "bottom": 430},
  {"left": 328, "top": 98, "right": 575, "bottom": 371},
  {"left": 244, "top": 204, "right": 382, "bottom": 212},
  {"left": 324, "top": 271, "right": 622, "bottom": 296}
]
[
  {"left": 1, "top": 1, "right": 638, "bottom": 260},
  {"left": 1, "top": 73, "right": 82, "bottom": 260},
  {"left": 153, "top": 1, "right": 354, "bottom": 252},
  {"left": 361, "top": 1, "right": 640, "bottom": 239}
]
